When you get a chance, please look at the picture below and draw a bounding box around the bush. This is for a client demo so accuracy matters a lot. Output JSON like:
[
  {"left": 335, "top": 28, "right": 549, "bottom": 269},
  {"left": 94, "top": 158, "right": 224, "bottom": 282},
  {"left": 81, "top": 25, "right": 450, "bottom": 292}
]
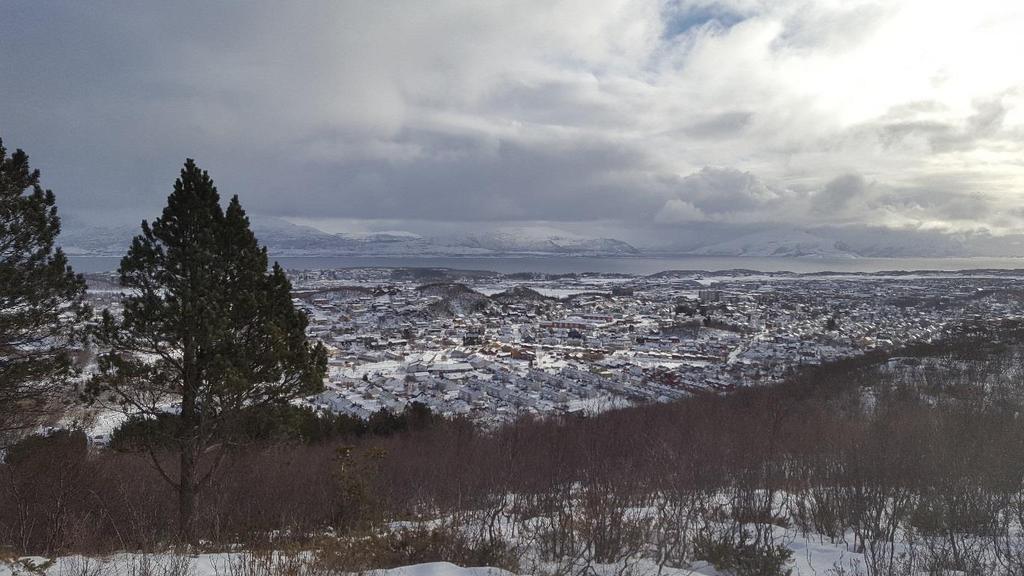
[
  {"left": 693, "top": 531, "right": 793, "bottom": 576},
  {"left": 313, "top": 524, "right": 519, "bottom": 573},
  {"left": 109, "top": 403, "right": 444, "bottom": 452},
  {"left": 4, "top": 429, "right": 87, "bottom": 465}
]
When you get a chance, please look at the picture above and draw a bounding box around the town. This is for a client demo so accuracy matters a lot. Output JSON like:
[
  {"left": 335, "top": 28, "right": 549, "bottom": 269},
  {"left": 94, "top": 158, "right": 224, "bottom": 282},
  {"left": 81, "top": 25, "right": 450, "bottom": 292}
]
[{"left": 166, "top": 266, "right": 1023, "bottom": 426}]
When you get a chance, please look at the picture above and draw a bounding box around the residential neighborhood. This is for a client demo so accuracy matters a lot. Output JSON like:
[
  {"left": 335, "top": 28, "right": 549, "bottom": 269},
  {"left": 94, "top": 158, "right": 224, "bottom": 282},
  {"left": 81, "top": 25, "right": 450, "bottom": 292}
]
[{"left": 233, "top": 267, "right": 1024, "bottom": 425}]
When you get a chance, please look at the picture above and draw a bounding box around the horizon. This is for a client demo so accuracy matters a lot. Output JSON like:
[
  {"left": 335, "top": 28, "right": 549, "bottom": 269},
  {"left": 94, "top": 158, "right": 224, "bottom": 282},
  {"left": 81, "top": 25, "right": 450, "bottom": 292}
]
[{"left": 66, "top": 253, "right": 1024, "bottom": 277}]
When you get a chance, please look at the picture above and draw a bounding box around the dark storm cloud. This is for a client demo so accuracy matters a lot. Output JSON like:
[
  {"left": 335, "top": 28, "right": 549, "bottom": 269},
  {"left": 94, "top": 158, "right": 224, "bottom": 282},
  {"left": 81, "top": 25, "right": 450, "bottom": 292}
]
[
  {"left": 682, "top": 112, "right": 753, "bottom": 138},
  {"left": 478, "top": 77, "right": 629, "bottom": 129},
  {"left": 267, "top": 132, "right": 668, "bottom": 222},
  {"left": 655, "top": 167, "right": 800, "bottom": 224},
  {"left": 812, "top": 174, "right": 866, "bottom": 214}
]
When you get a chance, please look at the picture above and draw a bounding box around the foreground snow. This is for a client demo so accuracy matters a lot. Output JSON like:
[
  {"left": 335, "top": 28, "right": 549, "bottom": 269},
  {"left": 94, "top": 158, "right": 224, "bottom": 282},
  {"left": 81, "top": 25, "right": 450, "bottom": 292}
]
[
  {"left": 374, "top": 564, "right": 514, "bottom": 576},
  {"left": 0, "top": 557, "right": 515, "bottom": 576},
  {"left": 0, "top": 532, "right": 873, "bottom": 576}
]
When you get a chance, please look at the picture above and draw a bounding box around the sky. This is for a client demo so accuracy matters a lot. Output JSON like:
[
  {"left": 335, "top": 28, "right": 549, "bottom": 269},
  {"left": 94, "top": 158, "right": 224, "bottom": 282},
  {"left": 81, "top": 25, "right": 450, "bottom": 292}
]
[{"left": 2, "top": 0, "right": 1023, "bottom": 247}]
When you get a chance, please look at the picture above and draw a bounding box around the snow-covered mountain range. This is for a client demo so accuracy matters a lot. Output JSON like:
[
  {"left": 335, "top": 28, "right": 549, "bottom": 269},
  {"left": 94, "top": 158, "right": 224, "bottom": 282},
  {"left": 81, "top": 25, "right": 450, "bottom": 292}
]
[
  {"left": 59, "top": 218, "right": 642, "bottom": 257},
  {"left": 441, "top": 228, "right": 639, "bottom": 256},
  {"left": 679, "top": 227, "right": 1024, "bottom": 258},
  {"left": 59, "top": 217, "right": 1024, "bottom": 259},
  {"left": 688, "top": 229, "right": 853, "bottom": 258}
]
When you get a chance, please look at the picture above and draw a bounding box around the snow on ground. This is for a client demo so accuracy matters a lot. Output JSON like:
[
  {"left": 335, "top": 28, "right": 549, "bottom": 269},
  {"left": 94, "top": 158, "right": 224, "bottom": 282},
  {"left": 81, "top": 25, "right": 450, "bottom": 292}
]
[
  {"left": 51, "top": 406, "right": 129, "bottom": 446},
  {"left": 0, "top": 530, "right": 878, "bottom": 576},
  {"left": 339, "top": 359, "right": 407, "bottom": 380},
  {"left": 564, "top": 395, "right": 632, "bottom": 415},
  {"left": 0, "top": 557, "right": 515, "bottom": 576},
  {"left": 374, "top": 564, "right": 514, "bottom": 576},
  {"left": 474, "top": 285, "right": 609, "bottom": 298},
  {"left": 531, "top": 352, "right": 567, "bottom": 371},
  {"left": 531, "top": 288, "right": 603, "bottom": 298}
]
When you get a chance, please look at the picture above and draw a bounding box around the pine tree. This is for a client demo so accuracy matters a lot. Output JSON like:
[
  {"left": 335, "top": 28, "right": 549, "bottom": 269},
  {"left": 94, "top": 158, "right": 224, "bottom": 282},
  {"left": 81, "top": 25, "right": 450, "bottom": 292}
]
[
  {"left": 89, "top": 159, "right": 327, "bottom": 540},
  {"left": 0, "top": 139, "right": 89, "bottom": 441}
]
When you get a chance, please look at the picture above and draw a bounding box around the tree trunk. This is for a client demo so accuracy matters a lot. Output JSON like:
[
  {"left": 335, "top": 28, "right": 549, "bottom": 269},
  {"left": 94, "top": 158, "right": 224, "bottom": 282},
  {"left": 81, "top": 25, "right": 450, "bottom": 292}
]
[
  {"left": 179, "top": 335, "right": 199, "bottom": 543},
  {"left": 179, "top": 442, "right": 197, "bottom": 542}
]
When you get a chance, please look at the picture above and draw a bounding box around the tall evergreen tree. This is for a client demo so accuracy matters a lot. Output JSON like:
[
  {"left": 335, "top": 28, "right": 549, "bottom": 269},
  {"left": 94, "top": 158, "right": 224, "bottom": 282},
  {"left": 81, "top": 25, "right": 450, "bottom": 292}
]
[
  {"left": 90, "top": 159, "right": 326, "bottom": 540},
  {"left": 0, "top": 139, "right": 88, "bottom": 441}
]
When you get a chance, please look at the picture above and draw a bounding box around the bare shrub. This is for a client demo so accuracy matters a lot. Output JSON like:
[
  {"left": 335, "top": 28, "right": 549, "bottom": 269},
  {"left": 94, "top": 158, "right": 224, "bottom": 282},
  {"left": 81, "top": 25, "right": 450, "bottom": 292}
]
[
  {"left": 56, "top": 556, "right": 108, "bottom": 576},
  {"left": 120, "top": 554, "right": 194, "bottom": 576},
  {"left": 313, "top": 523, "right": 519, "bottom": 574},
  {"left": 214, "top": 550, "right": 324, "bottom": 576}
]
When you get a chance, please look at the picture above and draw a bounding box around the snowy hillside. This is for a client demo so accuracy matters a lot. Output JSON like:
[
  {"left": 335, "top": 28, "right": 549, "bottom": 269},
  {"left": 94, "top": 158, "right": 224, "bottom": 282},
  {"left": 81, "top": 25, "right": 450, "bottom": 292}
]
[{"left": 57, "top": 221, "right": 142, "bottom": 256}]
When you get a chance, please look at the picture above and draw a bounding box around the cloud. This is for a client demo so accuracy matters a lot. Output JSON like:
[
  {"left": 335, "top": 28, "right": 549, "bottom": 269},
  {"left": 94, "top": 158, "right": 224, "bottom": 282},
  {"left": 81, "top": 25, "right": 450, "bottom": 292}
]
[
  {"left": 1, "top": 0, "right": 1023, "bottom": 243},
  {"left": 812, "top": 174, "right": 866, "bottom": 215},
  {"left": 655, "top": 199, "right": 706, "bottom": 223},
  {"left": 655, "top": 167, "right": 802, "bottom": 224},
  {"left": 681, "top": 111, "right": 753, "bottom": 138},
  {"left": 878, "top": 96, "right": 1011, "bottom": 153}
]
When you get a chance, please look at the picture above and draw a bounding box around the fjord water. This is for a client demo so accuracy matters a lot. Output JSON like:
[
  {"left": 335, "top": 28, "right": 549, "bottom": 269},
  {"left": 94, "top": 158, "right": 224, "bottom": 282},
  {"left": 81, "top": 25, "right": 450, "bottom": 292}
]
[{"left": 70, "top": 255, "right": 1024, "bottom": 275}]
